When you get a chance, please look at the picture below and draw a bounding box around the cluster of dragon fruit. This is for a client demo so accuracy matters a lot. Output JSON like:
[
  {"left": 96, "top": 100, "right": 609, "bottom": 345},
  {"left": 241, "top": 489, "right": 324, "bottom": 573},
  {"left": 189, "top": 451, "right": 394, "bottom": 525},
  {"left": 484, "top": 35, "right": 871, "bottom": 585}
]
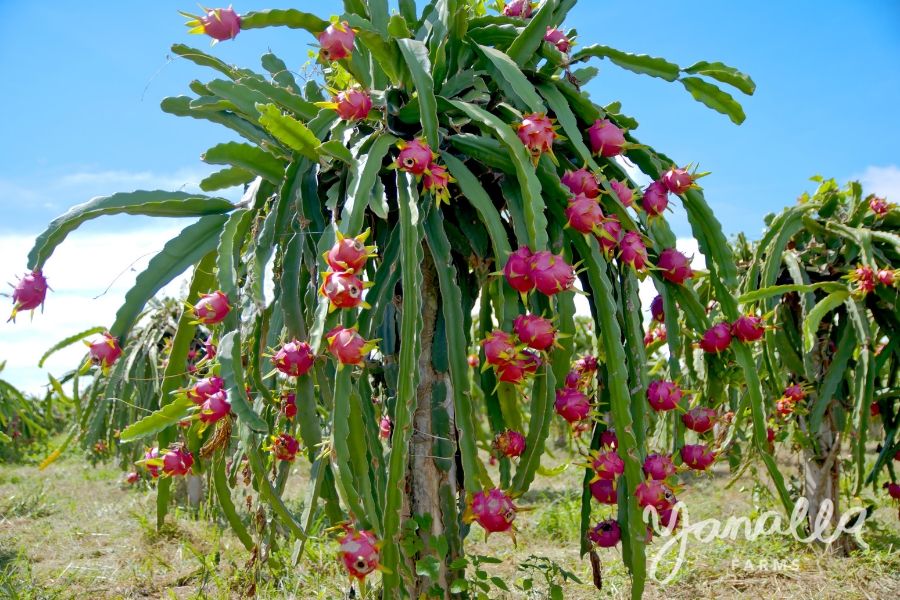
[{"left": 8, "top": 0, "right": 900, "bottom": 584}]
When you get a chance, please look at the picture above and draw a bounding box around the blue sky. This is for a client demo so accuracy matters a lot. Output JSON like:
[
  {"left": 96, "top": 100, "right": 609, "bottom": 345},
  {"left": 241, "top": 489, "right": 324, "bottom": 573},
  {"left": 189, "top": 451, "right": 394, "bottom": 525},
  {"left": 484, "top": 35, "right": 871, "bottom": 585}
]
[{"left": 1, "top": 1, "right": 898, "bottom": 390}]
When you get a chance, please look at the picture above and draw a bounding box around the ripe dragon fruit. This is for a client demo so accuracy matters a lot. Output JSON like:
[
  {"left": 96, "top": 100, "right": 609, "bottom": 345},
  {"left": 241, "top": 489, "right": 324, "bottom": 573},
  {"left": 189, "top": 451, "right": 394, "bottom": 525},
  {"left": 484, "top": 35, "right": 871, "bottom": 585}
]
[
  {"left": 467, "top": 354, "right": 480, "bottom": 368},
  {"left": 554, "top": 387, "right": 591, "bottom": 423},
  {"left": 869, "top": 196, "right": 891, "bottom": 217},
  {"left": 775, "top": 398, "right": 795, "bottom": 417},
  {"left": 199, "top": 390, "right": 231, "bottom": 424},
  {"left": 650, "top": 294, "right": 665, "bottom": 323},
  {"left": 144, "top": 447, "right": 161, "bottom": 479},
  {"left": 481, "top": 330, "right": 518, "bottom": 366},
  {"left": 271, "top": 433, "right": 300, "bottom": 462},
  {"left": 325, "top": 326, "right": 376, "bottom": 366},
  {"left": 575, "top": 354, "right": 598, "bottom": 374},
  {"left": 596, "top": 215, "right": 623, "bottom": 254},
  {"left": 782, "top": 384, "right": 806, "bottom": 403},
  {"left": 326, "top": 230, "right": 375, "bottom": 273},
  {"left": 495, "top": 359, "right": 527, "bottom": 384},
  {"left": 646, "top": 379, "right": 682, "bottom": 412},
  {"left": 600, "top": 429, "right": 618, "bottom": 449},
  {"left": 503, "top": 0, "right": 534, "bottom": 18},
  {"left": 561, "top": 168, "right": 599, "bottom": 198},
  {"left": 467, "top": 488, "right": 517, "bottom": 534},
  {"left": 125, "top": 471, "right": 140, "bottom": 484},
  {"left": 182, "top": 7, "right": 241, "bottom": 41},
  {"left": 661, "top": 166, "right": 695, "bottom": 195},
  {"left": 318, "top": 21, "right": 355, "bottom": 61},
  {"left": 635, "top": 480, "right": 676, "bottom": 511},
  {"left": 334, "top": 89, "right": 372, "bottom": 121},
  {"left": 203, "top": 336, "right": 217, "bottom": 360},
  {"left": 395, "top": 138, "right": 434, "bottom": 175},
  {"left": 493, "top": 430, "right": 526, "bottom": 458},
  {"left": 656, "top": 506, "right": 682, "bottom": 532},
  {"left": 517, "top": 113, "right": 557, "bottom": 162},
  {"left": 272, "top": 340, "right": 315, "bottom": 377},
  {"left": 281, "top": 392, "right": 297, "bottom": 420},
  {"left": 682, "top": 406, "right": 717, "bottom": 434},
  {"left": 731, "top": 314, "right": 765, "bottom": 342},
  {"left": 423, "top": 162, "right": 454, "bottom": 205},
  {"left": 503, "top": 246, "right": 535, "bottom": 294},
  {"left": 162, "top": 446, "right": 194, "bottom": 476},
  {"left": 589, "top": 519, "right": 622, "bottom": 548},
  {"left": 886, "top": 482, "right": 900, "bottom": 500},
  {"left": 564, "top": 369, "right": 581, "bottom": 389},
  {"left": 321, "top": 270, "right": 368, "bottom": 310},
  {"left": 379, "top": 415, "right": 392, "bottom": 440},
  {"left": 588, "top": 118, "right": 626, "bottom": 157},
  {"left": 699, "top": 323, "right": 732, "bottom": 353},
  {"left": 592, "top": 450, "right": 625, "bottom": 480},
  {"left": 641, "top": 180, "right": 670, "bottom": 217},
  {"left": 619, "top": 231, "right": 649, "bottom": 271},
  {"left": 681, "top": 444, "right": 716, "bottom": 470},
  {"left": 339, "top": 528, "right": 381, "bottom": 580},
  {"left": 877, "top": 268, "right": 896, "bottom": 286},
  {"left": 543, "top": 27, "right": 571, "bottom": 53},
  {"left": 187, "top": 376, "right": 224, "bottom": 404},
  {"left": 609, "top": 179, "right": 634, "bottom": 207},
  {"left": 530, "top": 251, "right": 576, "bottom": 295},
  {"left": 565, "top": 194, "right": 604, "bottom": 234},
  {"left": 590, "top": 478, "right": 617, "bottom": 504},
  {"left": 767, "top": 427, "right": 776, "bottom": 443},
  {"left": 643, "top": 453, "right": 676, "bottom": 480},
  {"left": 9, "top": 270, "right": 48, "bottom": 320},
  {"left": 850, "top": 265, "right": 875, "bottom": 295},
  {"left": 513, "top": 314, "right": 557, "bottom": 351},
  {"left": 657, "top": 248, "right": 693, "bottom": 285},
  {"left": 193, "top": 290, "right": 231, "bottom": 324},
  {"left": 86, "top": 332, "right": 123, "bottom": 370}
]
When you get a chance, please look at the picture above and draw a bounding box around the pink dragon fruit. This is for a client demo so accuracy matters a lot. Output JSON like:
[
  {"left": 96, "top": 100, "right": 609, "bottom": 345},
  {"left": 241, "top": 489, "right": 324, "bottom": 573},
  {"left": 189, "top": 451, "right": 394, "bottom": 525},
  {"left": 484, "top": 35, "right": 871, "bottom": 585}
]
[
  {"left": 504, "top": 246, "right": 535, "bottom": 294},
  {"left": 273, "top": 340, "right": 315, "bottom": 377},
  {"left": 641, "top": 180, "right": 670, "bottom": 217},
  {"left": 518, "top": 349, "right": 542, "bottom": 375},
  {"left": 635, "top": 480, "right": 676, "bottom": 511},
  {"left": 334, "top": 89, "right": 372, "bottom": 121},
  {"left": 575, "top": 354, "right": 598, "bottom": 374},
  {"left": 281, "top": 392, "right": 297, "bottom": 420},
  {"left": 657, "top": 506, "right": 682, "bottom": 532},
  {"left": 869, "top": 196, "right": 891, "bottom": 217},
  {"left": 496, "top": 359, "right": 527, "bottom": 384},
  {"left": 588, "top": 519, "right": 621, "bottom": 548},
  {"left": 619, "top": 231, "right": 649, "bottom": 270},
  {"left": 199, "top": 390, "right": 231, "bottom": 424},
  {"left": 767, "top": 427, "right": 776, "bottom": 443},
  {"left": 503, "top": 0, "right": 534, "bottom": 18},
  {"left": 682, "top": 406, "right": 717, "bottom": 434},
  {"left": 564, "top": 370, "right": 581, "bottom": 388},
  {"left": 493, "top": 430, "right": 526, "bottom": 458},
  {"left": 680, "top": 444, "right": 716, "bottom": 471},
  {"left": 187, "top": 376, "right": 224, "bottom": 404},
  {"left": 513, "top": 314, "right": 557, "bottom": 351},
  {"left": 554, "top": 387, "right": 591, "bottom": 423},
  {"left": 9, "top": 269, "right": 48, "bottom": 320},
  {"left": 379, "top": 416, "right": 392, "bottom": 440},
  {"left": 851, "top": 265, "right": 875, "bottom": 295},
  {"left": 321, "top": 270, "right": 367, "bottom": 310},
  {"left": 183, "top": 7, "right": 241, "bottom": 41},
  {"left": 162, "top": 446, "right": 194, "bottom": 476},
  {"left": 423, "top": 162, "right": 454, "bottom": 205},
  {"left": 517, "top": 113, "right": 557, "bottom": 161},
  {"left": 467, "top": 488, "right": 517, "bottom": 534},
  {"left": 661, "top": 166, "right": 695, "bottom": 194},
  {"left": 565, "top": 194, "right": 604, "bottom": 234},
  {"left": 884, "top": 482, "right": 900, "bottom": 500},
  {"left": 193, "top": 290, "right": 231, "bottom": 324},
  {"left": 588, "top": 119, "right": 625, "bottom": 157},
  {"left": 561, "top": 168, "right": 599, "bottom": 198},
  {"left": 271, "top": 433, "right": 300, "bottom": 462},
  {"left": 643, "top": 453, "right": 676, "bottom": 480},
  {"left": 86, "top": 332, "right": 123, "bottom": 370},
  {"left": 395, "top": 139, "right": 433, "bottom": 175},
  {"left": 699, "top": 323, "right": 732, "bottom": 353},
  {"left": 125, "top": 471, "right": 140, "bottom": 484},
  {"left": 596, "top": 215, "right": 623, "bottom": 254},
  {"left": 467, "top": 354, "right": 480, "bottom": 368},
  {"left": 318, "top": 21, "right": 355, "bottom": 61},
  {"left": 339, "top": 528, "right": 381, "bottom": 580},
  {"left": 650, "top": 295, "right": 665, "bottom": 323},
  {"left": 543, "top": 27, "right": 571, "bottom": 53},
  {"left": 481, "top": 330, "right": 517, "bottom": 366},
  {"left": 326, "top": 230, "right": 375, "bottom": 273},
  {"left": 145, "top": 447, "right": 161, "bottom": 478},
  {"left": 590, "top": 478, "right": 617, "bottom": 504},
  {"left": 531, "top": 251, "right": 576, "bottom": 295},
  {"left": 600, "top": 429, "right": 618, "bottom": 449},
  {"left": 646, "top": 380, "right": 682, "bottom": 412},
  {"left": 731, "top": 314, "right": 765, "bottom": 342},
  {"left": 203, "top": 336, "right": 217, "bottom": 360},
  {"left": 783, "top": 384, "right": 806, "bottom": 403},
  {"left": 592, "top": 450, "right": 624, "bottom": 480},
  {"left": 609, "top": 179, "right": 634, "bottom": 207},
  {"left": 657, "top": 248, "right": 693, "bottom": 285},
  {"left": 877, "top": 268, "right": 896, "bottom": 286},
  {"left": 325, "top": 326, "right": 376, "bottom": 366}
]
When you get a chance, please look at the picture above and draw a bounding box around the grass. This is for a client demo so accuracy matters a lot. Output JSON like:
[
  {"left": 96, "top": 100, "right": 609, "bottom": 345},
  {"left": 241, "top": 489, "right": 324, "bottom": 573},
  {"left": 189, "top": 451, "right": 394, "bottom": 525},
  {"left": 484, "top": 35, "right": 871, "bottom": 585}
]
[{"left": 0, "top": 447, "right": 898, "bottom": 599}]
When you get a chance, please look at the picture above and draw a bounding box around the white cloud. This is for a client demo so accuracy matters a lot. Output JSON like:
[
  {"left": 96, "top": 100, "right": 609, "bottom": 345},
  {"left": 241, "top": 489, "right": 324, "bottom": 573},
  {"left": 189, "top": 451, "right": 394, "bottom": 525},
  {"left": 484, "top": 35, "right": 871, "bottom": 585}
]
[{"left": 856, "top": 165, "right": 900, "bottom": 201}]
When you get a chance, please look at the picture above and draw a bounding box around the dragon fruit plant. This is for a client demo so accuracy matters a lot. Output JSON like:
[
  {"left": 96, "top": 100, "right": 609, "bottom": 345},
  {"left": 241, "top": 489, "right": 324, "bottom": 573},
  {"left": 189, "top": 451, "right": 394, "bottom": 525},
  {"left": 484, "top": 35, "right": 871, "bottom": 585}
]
[
  {"left": 734, "top": 177, "right": 899, "bottom": 548},
  {"left": 15, "top": 1, "right": 763, "bottom": 596}
]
